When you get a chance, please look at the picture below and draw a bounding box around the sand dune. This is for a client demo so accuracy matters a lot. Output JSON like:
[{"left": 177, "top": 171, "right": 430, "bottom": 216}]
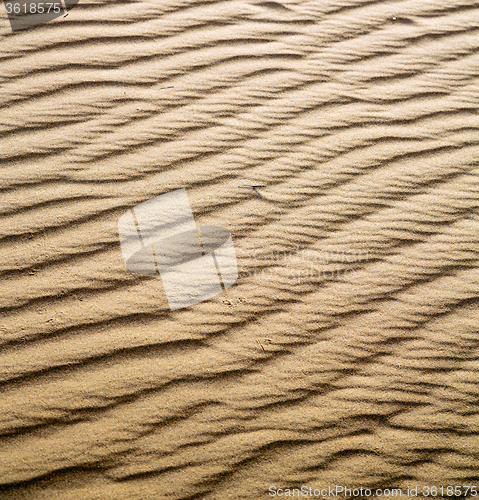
[{"left": 0, "top": 0, "right": 478, "bottom": 498}]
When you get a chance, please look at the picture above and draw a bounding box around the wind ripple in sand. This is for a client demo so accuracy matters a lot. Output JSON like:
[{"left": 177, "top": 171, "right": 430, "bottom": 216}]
[{"left": 0, "top": 0, "right": 478, "bottom": 498}]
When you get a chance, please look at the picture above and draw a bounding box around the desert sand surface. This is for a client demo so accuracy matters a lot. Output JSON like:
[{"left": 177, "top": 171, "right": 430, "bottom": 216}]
[{"left": 0, "top": 0, "right": 479, "bottom": 498}]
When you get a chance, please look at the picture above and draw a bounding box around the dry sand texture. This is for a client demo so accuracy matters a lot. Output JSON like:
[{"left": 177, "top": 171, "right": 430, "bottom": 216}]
[{"left": 1, "top": 0, "right": 479, "bottom": 498}]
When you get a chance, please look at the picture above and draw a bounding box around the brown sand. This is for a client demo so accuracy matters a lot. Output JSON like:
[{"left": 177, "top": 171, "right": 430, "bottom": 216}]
[{"left": 0, "top": 0, "right": 478, "bottom": 498}]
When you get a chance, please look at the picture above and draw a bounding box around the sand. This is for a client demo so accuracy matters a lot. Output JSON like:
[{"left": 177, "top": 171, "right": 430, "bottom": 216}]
[{"left": 0, "top": 0, "right": 478, "bottom": 498}]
